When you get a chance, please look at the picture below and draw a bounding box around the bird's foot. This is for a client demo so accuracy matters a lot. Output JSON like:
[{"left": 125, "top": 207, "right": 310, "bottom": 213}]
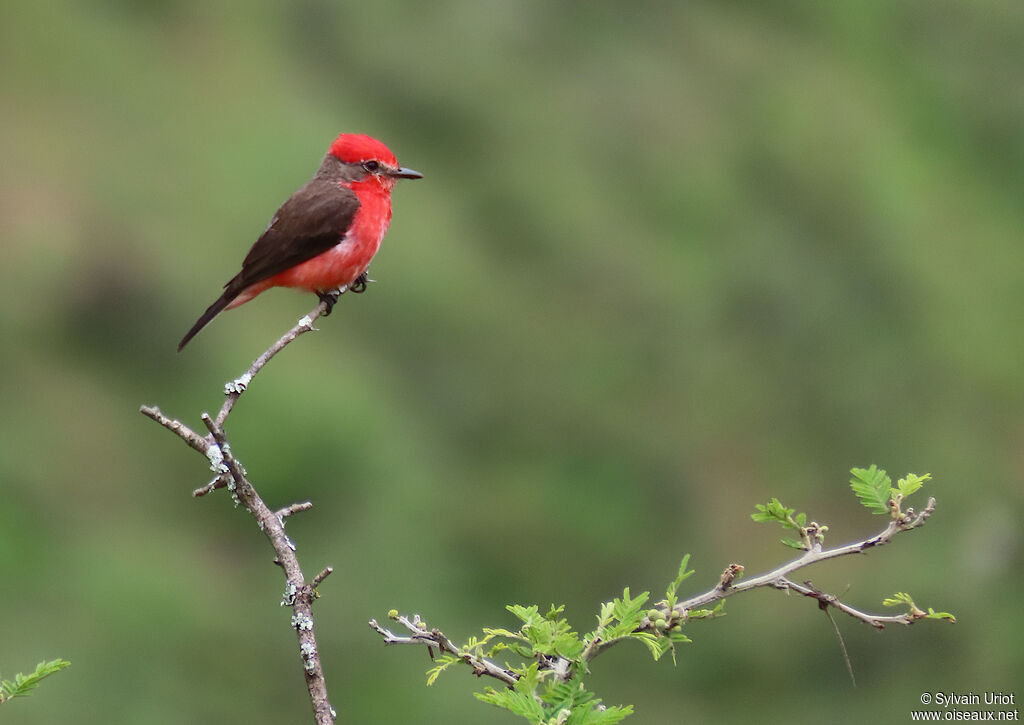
[
  {"left": 350, "top": 272, "right": 370, "bottom": 294},
  {"left": 317, "top": 273, "right": 371, "bottom": 314},
  {"left": 317, "top": 289, "right": 342, "bottom": 316}
]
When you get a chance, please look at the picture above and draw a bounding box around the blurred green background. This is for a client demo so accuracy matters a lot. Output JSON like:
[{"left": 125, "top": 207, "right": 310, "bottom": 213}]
[{"left": 2, "top": 1, "right": 1021, "bottom": 723}]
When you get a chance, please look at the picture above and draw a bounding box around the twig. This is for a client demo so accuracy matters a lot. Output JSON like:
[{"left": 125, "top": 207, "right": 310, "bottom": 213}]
[
  {"left": 140, "top": 301, "right": 344, "bottom": 724},
  {"left": 192, "top": 476, "right": 229, "bottom": 497},
  {"left": 139, "top": 405, "right": 210, "bottom": 454},
  {"left": 139, "top": 298, "right": 332, "bottom": 459},
  {"left": 214, "top": 298, "right": 332, "bottom": 429},
  {"left": 368, "top": 615, "right": 518, "bottom": 687},
  {"left": 771, "top": 578, "right": 926, "bottom": 629},
  {"left": 278, "top": 502, "right": 315, "bottom": 520},
  {"left": 666, "top": 497, "right": 937, "bottom": 623},
  {"left": 312, "top": 567, "right": 334, "bottom": 588}
]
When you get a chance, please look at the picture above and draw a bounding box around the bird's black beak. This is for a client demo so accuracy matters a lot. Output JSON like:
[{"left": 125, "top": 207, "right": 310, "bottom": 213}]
[{"left": 391, "top": 166, "right": 424, "bottom": 179}]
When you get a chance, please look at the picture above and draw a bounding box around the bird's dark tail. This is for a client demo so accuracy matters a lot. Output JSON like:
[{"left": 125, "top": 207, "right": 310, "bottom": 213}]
[{"left": 177, "top": 290, "right": 235, "bottom": 351}]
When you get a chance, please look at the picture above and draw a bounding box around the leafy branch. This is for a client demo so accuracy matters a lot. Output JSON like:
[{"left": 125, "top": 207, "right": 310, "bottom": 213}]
[
  {"left": 849, "top": 465, "right": 932, "bottom": 518},
  {"left": 371, "top": 467, "right": 953, "bottom": 723},
  {"left": 0, "top": 659, "right": 71, "bottom": 705}
]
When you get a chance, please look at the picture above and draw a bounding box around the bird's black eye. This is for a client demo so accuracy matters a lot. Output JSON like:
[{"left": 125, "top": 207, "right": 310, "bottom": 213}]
[{"left": 361, "top": 160, "right": 380, "bottom": 173}]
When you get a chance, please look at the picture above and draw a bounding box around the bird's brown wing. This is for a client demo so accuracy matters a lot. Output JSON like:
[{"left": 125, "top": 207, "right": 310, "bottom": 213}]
[
  {"left": 228, "top": 178, "right": 361, "bottom": 294},
  {"left": 177, "top": 179, "right": 360, "bottom": 351}
]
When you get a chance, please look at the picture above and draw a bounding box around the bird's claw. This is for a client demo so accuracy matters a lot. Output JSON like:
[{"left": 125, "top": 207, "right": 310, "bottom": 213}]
[
  {"left": 350, "top": 272, "right": 369, "bottom": 294},
  {"left": 317, "top": 289, "right": 342, "bottom": 316},
  {"left": 317, "top": 272, "right": 370, "bottom": 315}
]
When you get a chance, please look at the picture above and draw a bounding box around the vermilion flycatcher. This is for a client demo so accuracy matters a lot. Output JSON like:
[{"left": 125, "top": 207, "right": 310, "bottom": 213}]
[{"left": 178, "top": 133, "right": 422, "bottom": 350}]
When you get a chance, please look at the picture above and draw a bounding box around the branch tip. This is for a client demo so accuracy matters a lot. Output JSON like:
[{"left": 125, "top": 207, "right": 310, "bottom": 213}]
[
  {"left": 277, "top": 501, "right": 314, "bottom": 520},
  {"left": 312, "top": 567, "right": 334, "bottom": 588}
]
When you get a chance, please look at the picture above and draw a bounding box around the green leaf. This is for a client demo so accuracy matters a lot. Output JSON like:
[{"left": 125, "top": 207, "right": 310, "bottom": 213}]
[
  {"left": 603, "top": 588, "right": 649, "bottom": 639},
  {"left": 545, "top": 604, "right": 567, "bottom": 621},
  {"left": 664, "top": 555, "right": 694, "bottom": 608},
  {"left": 593, "top": 600, "right": 615, "bottom": 634},
  {"left": 542, "top": 679, "right": 593, "bottom": 711},
  {"left": 882, "top": 591, "right": 915, "bottom": 607},
  {"left": 568, "top": 703, "right": 634, "bottom": 724},
  {"left": 425, "top": 654, "right": 459, "bottom": 686},
  {"left": 507, "top": 641, "right": 536, "bottom": 658},
  {"left": 780, "top": 537, "right": 805, "bottom": 550},
  {"left": 483, "top": 627, "right": 523, "bottom": 640},
  {"left": 850, "top": 465, "right": 892, "bottom": 514},
  {"left": 629, "top": 631, "right": 671, "bottom": 661},
  {"left": 476, "top": 662, "right": 550, "bottom": 722},
  {"left": 515, "top": 661, "right": 544, "bottom": 693},
  {"left": 508, "top": 604, "right": 542, "bottom": 626},
  {"left": 751, "top": 498, "right": 795, "bottom": 524},
  {"left": 475, "top": 688, "right": 546, "bottom": 723},
  {"left": 507, "top": 604, "right": 583, "bottom": 658},
  {"left": 896, "top": 473, "right": 932, "bottom": 499},
  {"left": 926, "top": 608, "right": 957, "bottom": 623},
  {"left": 0, "top": 659, "right": 71, "bottom": 703}
]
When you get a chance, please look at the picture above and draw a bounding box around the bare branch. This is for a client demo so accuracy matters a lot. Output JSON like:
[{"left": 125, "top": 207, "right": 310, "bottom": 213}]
[
  {"left": 198, "top": 416, "right": 334, "bottom": 723},
  {"left": 192, "top": 476, "right": 229, "bottom": 497},
  {"left": 214, "top": 298, "right": 333, "bottom": 429},
  {"left": 139, "top": 405, "right": 209, "bottom": 454},
  {"left": 141, "top": 303, "right": 346, "bottom": 724},
  {"left": 278, "top": 501, "right": 315, "bottom": 520},
  {"left": 771, "top": 578, "right": 923, "bottom": 629},
  {"left": 312, "top": 567, "right": 334, "bottom": 589}
]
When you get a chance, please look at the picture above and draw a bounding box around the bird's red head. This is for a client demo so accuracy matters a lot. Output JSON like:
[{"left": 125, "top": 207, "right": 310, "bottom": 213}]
[{"left": 328, "top": 133, "right": 399, "bottom": 167}]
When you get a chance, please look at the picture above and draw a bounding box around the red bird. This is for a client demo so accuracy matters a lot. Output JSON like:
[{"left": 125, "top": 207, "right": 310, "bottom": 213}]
[{"left": 178, "top": 133, "right": 422, "bottom": 350}]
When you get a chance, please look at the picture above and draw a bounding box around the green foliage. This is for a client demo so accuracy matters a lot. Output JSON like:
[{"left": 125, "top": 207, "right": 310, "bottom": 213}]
[
  {"left": 849, "top": 465, "right": 893, "bottom": 514},
  {"left": 850, "top": 466, "right": 933, "bottom": 517},
  {"left": 432, "top": 576, "right": 696, "bottom": 722},
  {"left": 663, "top": 554, "right": 694, "bottom": 612},
  {"left": 508, "top": 604, "right": 586, "bottom": 660},
  {"left": 0, "top": 659, "right": 71, "bottom": 705},
  {"left": 425, "top": 654, "right": 460, "bottom": 686},
  {"left": 883, "top": 592, "right": 957, "bottom": 623},
  {"left": 395, "top": 470, "right": 952, "bottom": 722},
  {"left": 751, "top": 498, "right": 826, "bottom": 550},
  {"left": 752, "top": 467, "right": 933, "bottom": 552},
  {"left": 476, "top": 665, "right": 633, "bottom": 725},
  {"left": 895, "top": 473, "right": 931, "bottom": 499}
]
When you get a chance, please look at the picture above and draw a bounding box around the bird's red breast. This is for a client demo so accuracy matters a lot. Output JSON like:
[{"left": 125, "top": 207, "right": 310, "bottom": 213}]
[{"left": 227, "top": 179, "right": 393, "bottom": 308}]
